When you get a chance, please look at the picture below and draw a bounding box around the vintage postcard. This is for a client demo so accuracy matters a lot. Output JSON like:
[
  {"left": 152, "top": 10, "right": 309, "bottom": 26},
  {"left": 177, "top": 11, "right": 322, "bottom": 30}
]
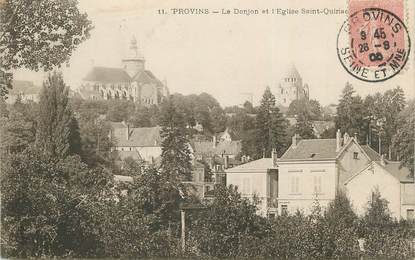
[{"left": 1, "top": 0, "right": 414, "bottom": 258}]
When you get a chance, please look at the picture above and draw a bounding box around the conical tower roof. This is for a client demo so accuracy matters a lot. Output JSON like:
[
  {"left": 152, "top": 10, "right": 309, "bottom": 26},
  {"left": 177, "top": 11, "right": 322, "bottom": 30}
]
[{"left": 285, "top": 64, "right": 301, "bottom": 79}]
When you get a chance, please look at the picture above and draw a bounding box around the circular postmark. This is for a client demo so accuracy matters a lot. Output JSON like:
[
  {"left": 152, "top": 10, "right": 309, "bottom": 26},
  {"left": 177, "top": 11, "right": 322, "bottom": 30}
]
[{"left": 337, "top": 8, "right": 411, "bottom": 82}]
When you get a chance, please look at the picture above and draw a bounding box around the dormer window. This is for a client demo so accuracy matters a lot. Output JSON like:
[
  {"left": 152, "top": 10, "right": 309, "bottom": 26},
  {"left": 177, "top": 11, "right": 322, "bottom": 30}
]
[{"left": 353, "top": 152, "right": 358, "bottom": 159}]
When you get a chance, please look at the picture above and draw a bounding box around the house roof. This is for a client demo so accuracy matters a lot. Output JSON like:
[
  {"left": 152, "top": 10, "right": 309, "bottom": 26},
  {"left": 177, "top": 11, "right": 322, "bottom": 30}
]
[
  {"left": 226, "top": 158, "right": 275, "bottom": 173},
  {"left": 280, "top": 139, "right": 338, "bottom": 161},
  {"left": 361, "top": 145, "right": 382, "bottom": 161},
  {"left": 84, "top": 67, "right": 131, "bottom": 83},
  {"left": 112, "top": 126, "right": 162, "bottom": 147},
  {"left": 378, "top": 161, "right": 414, "bottom": 183},
  {"left": 192, "top": 140, "right": 242, "bottom": 157},
  {"left": 10, "top": 80, "right": 41, "bottom": 95}
]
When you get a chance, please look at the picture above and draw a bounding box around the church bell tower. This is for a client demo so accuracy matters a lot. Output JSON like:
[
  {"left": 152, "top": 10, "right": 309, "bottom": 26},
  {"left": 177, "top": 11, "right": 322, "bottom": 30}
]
[{"left": 122, "top": 36, "right": 145, "bottom": 78}]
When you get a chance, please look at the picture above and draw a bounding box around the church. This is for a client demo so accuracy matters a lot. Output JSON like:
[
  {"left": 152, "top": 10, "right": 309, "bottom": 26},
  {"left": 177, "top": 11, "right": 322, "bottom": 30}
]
[
  {"left": 78, "top": 37, "right": 169, "bottom": 106},
  {"left": 274, "top": 65, "right": 309, "bottom": 107}
]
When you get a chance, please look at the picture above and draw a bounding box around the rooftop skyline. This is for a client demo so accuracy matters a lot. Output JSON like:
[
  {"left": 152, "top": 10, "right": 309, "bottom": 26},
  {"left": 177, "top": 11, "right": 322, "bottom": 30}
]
[{"left": 12, "top": 0, "right": 415, "bottom": 106}]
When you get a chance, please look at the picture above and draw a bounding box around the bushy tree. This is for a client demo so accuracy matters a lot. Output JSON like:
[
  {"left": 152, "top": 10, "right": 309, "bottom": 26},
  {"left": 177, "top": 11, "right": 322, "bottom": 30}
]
[
  {"left": 323, "top": 191, "right": 359, "bottom": 258},
  {"left": 335, "top": 83, "right": 366, "bottom": 143},
  {"left": 1, "top": 98, "right": 37, "bottom": 153},
  {"left": 36, "top": 71, "right": 81, "bottom": 159},
  {"left": 0, "top": 0, "right": 93, "bottom": 97},
  {"left": 0, "top": 147, "right": 113, "bottom": 258},
  {"left": 189, "top": 185, "right": 267, "bottom": 257},
  {"left": 359, "top": 190, "right": 414, "bottom": 258}
]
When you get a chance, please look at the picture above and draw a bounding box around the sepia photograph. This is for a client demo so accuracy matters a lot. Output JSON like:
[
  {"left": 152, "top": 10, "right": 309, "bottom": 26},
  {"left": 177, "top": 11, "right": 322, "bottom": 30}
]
[{"left": 0, "top": 0, "right": 414, "bottom": 258}]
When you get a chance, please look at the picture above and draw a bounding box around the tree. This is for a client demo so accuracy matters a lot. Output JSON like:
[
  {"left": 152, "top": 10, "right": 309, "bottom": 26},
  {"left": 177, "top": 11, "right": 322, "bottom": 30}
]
[
  {"left": 159, "top": 96, "right": 192, "bottom": 225},
  {"left": 287, "top": 99, "right": 322, "bottom": 121},
  {"left": 0, "top": 0, "right": 93, "bottom": 97},
  {"left": 364, "top": 87, "right": 406, "bottom": 159},
  {"left": 393, "top": 100, "right": 414, "bottom": 174},
  {"left": 358, "top": 190, "right": 413, "bottom": 258},
  {"left": 323, "top": 191, "right": 359, "bottom": 258},
  {"left": 1, "top": 97, "right": 38, "bottom": 153},
  {"left": 36, "top": 71, "right": 81, "bottom": 159},
  {"left": 335, "top": 83, "right": 366, "bottom": 143},
  {"left": 295, "top": 111, "right": 315, "bottom": 139},
  {"left": 255, "top": 87, "right": 288, "bottom": 158},
  {"left": 0, "top": 147, "right": 113, "bottom": 257},
  {"left": 189, "top": 185, "right": 267, "bottom": 258},
  {"left": 105, "top": 100, "right": 135, "bottom": 122}
]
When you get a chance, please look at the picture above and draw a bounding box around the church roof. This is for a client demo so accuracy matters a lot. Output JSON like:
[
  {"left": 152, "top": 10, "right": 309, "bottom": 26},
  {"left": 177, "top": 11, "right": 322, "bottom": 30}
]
[
  {"left": 84, "top": 67, "right": 131, "bottom": 83},
  {"left": 132, "top": 70, "right": 163, "bottom": 87}
]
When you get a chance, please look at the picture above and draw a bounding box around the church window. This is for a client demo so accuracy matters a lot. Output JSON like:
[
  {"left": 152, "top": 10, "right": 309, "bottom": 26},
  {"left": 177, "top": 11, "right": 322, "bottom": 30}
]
[{"left": 281, "top": 89, "right": 284, "bottom": 94}]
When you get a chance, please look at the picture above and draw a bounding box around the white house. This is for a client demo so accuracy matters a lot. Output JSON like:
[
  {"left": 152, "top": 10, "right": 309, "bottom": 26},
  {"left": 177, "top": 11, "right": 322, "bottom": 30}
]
[
  {"left": 345, "top": 158, "right": 415, "bottom": 220},
  {"left": 109, "top": 122, "right": 162, "bottom": 163},
  {"left": 225, "top": 155, "right": 278, "bottom": 216},
  {"left": 277, "top": 131, "right": 375, "bottom": 215}
]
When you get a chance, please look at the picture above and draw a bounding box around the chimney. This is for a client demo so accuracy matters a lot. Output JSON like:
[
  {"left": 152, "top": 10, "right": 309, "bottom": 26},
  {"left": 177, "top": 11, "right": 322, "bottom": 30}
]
[
  {"left": 354, "top": 132, "right": 358, "bottom": 143},
  {"left": 292, "top": 134, "right": 298, "bottom": 148},
  {"left": 224, "top": 155, "right": 229, "bottom": 169},
  {"left": 213, "top": 135, "right": 217, "bottom": 148},
  {"left": 271, "top": 148, "right": 277, "bottom": 165},
  {"left": 126, "top": 124, "right": 130, "bottom": 140},
  {"left": 343, "top": 132, "right": 350, "bottom": 144},
  {"left": 336, "top": 129, "right": 342, "bottom": 152}
]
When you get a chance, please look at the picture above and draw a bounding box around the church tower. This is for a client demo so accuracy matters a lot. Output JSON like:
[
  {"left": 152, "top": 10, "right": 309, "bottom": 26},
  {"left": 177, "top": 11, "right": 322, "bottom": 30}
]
[{"left": 122, "top": 36, "right": 145, "bottom": 78}]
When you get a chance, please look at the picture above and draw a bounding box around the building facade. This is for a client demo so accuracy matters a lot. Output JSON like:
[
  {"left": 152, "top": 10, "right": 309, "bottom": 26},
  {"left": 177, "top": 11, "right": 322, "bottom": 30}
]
[
  {"left": 274, "top": 65, "right": 309, "bottom": 107},
  {"left": 345, "top": 159, "right": 415, "bottom": 220},
  {"left": 79, "top": 37, "right": 169, "bottom": 106},
  {"left": 226, "top": 157, "right": 278, "bottom": 216}
]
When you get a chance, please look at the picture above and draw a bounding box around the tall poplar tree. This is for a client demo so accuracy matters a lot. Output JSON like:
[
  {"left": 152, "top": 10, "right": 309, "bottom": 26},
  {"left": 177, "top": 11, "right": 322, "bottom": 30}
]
[
  {"left": 255, "top": 87, "right": 288, "bottom": 158},
  {"left": 36, "top": 71, "right": 81, "bottom": 159}
]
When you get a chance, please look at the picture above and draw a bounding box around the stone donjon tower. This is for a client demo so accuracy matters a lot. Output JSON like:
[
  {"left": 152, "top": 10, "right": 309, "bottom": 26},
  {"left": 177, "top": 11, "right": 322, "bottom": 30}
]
[{"left": 274, "top": 65, "right": 309, "bottom": 107}]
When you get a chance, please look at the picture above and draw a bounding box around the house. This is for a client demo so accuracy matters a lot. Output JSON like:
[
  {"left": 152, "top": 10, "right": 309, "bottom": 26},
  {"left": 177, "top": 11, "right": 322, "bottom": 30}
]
[
  {"left": 345, "top": 157, "right": 415, "bottom": 220},
  {"left": 110, "top": 122, "right": 213, "bottom": 200},
  {"left": 226, "top": 154, "right": 278, "bottom": 216},
  {"left": 277, "top": 131, "right": 375, "bottom": 215},
  {"left": 109, "top": 122, "right": 162, "bottom": 163},
  {"left": 79, "top": 36, "right": 169, "bottom": 106},
  {"left": 7, "top": 80, "right": 41, "bottom": 104},
  {"left": 192, "top": 136, "right": 242, "bottom": 184}
]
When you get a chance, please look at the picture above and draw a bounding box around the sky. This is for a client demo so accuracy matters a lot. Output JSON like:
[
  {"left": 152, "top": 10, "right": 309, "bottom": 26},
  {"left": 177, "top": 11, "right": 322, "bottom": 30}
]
[{"left": 13, "top": 0, "right": 415, "bottom": 107}]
